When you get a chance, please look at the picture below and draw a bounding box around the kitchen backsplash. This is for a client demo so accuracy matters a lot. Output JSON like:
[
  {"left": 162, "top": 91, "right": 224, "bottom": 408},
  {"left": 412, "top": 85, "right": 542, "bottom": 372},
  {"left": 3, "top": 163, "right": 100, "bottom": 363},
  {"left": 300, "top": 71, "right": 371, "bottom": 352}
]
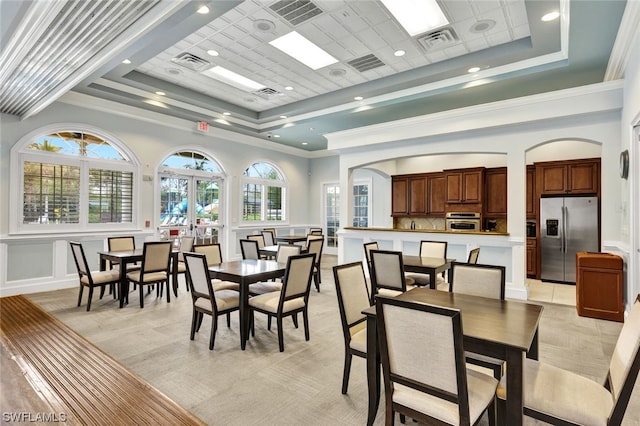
[{"left": 395, "top": 217, "right": 507, "bottom": 232}]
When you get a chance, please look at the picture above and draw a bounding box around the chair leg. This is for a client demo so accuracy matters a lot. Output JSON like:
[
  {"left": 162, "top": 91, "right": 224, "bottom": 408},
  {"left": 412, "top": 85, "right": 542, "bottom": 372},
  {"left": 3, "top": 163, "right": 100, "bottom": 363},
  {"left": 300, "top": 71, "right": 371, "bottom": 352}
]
[
  {"left": 139, "top": 283, "right": 144, "bottom": 308},
  {"left": 77, "top": 285, "right": 84, "bottom": 307},
  {"left": 267, "top": 315, "right": 272, "bottom": 331},
  {"left": 196, "top": 312, "right": 204, "bottom": 332},
  {"left": 341, "top": 351, "right": 353, "bottom": 394},
  {"left": 99, "top": 285, "right": 105, "bottom": 299},
  {"left": 487, "top": 398, "right": 497, "bottom": 426},
  {"left": 165, "top": 280, "right": 171, "bottom": 303},
  {"left": 292, "top": 313, "right": 299, "bottom": 328},
  {"left": 209, "top": 314, "right": 217, "bottom": 350},
  {"left": 303, "top": 310, "right": 310, "bottom": 341},
  {"left": 314, "top": 270, "right": 320, "bottom": 292},
  {"left": 277, "top": 316, "right": 285, "bottom": 352},
  {"left": 190, "top": 310, "right": 198, "bottom": 340},
  {"left": 226, "top": 312, "right": 231, "bottom": 327},
  {"left": 86, "top": 287, "right": 94, "bottom": 312}
]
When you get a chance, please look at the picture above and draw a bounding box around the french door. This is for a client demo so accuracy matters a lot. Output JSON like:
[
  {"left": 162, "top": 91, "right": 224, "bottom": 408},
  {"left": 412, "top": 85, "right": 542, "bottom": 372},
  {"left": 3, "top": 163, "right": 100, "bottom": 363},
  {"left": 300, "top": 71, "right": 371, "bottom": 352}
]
[{"left": 323, "top": 183, "right": 340, "bottom": 255}]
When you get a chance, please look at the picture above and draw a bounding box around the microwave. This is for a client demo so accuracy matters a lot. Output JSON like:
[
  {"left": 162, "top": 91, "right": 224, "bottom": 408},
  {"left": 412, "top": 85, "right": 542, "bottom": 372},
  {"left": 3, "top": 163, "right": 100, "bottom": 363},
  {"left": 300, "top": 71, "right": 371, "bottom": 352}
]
[{"left": 446, "top": 212, "right": 481, "bottom": 232}]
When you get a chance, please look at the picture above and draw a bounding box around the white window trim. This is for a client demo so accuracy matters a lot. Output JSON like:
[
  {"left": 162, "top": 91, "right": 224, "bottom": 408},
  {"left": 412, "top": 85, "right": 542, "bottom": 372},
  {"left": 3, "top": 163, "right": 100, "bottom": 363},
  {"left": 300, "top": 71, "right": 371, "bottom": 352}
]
[
  {"left": 240, "top": 161, "right": 288, "bottom": 225},
  {"left": 353, "top": 178, "right": 372, "bottom": 227},
  {"left": 9, "top": 123, "right": 140, "bottom": 235}
]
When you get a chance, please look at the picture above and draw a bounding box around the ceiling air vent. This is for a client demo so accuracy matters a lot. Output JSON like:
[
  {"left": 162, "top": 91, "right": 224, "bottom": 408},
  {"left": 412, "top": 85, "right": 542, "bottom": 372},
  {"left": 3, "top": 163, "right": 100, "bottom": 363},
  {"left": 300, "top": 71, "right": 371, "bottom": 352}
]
[
  {"left": 415, "top": 27, "right": 459, "bottom": 51},
  {"left": 270, "top": 0, "right": 323, "bottom": 26},
  {"left": 347, "top": 54, "right": 385, "bottom": 73},
  {"left": 170, "top": 52, "right": 210, "bottom": 72},
  {"left": 253, "top": 87, "right": 281, "bottom": 99}
]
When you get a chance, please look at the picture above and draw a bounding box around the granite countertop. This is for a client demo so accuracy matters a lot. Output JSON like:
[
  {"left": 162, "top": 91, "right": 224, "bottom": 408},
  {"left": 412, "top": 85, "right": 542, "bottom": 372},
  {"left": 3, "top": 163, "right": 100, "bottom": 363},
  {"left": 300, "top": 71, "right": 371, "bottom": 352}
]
[{"left": 343, "top": 227, "right": 509, "bottom": 236}]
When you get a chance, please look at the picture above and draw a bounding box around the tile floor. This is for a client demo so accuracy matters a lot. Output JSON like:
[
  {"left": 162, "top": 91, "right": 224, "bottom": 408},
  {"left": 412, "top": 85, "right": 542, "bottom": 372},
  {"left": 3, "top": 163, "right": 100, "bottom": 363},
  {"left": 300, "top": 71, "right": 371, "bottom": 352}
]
[{"left": 527, "top": 278, "right": 578, "bottom": 306}]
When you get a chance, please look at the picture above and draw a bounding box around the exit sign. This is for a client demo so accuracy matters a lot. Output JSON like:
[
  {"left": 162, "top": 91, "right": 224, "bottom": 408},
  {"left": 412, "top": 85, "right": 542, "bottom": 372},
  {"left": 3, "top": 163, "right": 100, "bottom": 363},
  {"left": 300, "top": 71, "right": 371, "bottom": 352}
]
[{"left": 197, "top": 121, "right": 209, "bottom": 132}]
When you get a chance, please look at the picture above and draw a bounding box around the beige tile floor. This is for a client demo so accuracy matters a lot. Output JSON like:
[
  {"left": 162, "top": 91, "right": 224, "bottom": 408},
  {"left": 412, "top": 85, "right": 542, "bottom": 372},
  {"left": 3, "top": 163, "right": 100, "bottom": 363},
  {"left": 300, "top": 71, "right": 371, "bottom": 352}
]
[{"left": 527, "top": 278, "right": 578, "bottom": 306}]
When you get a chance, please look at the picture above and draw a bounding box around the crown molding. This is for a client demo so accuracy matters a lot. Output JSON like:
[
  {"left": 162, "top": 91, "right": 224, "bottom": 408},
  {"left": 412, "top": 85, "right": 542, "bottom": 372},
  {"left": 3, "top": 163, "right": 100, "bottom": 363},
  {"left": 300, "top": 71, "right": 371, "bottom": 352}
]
[{"left": 605, "top": 0, "right": 640, "bottom": 80}]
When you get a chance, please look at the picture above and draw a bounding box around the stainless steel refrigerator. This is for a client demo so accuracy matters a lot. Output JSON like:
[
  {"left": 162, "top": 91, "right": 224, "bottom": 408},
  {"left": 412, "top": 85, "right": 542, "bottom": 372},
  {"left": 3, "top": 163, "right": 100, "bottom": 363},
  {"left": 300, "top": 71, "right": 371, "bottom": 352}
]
[{"left": 540, "top": 196, "right": 599, "bottom": 283}]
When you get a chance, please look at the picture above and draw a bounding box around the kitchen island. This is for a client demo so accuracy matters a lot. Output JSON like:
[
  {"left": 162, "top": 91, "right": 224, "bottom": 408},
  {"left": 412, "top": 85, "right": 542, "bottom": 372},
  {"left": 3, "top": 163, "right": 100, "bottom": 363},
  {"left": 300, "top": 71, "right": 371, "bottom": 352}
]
[{"left": 338, "top": 227, "right": 528, "bottom": 300}]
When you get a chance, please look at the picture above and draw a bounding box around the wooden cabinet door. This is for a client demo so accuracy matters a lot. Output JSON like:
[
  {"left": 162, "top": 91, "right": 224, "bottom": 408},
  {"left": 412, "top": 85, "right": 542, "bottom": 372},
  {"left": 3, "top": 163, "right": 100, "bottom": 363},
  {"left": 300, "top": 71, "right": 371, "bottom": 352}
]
[
  {"left": 526, "top": 166, "right": 535, "bottom": 219},
  {"left": 568, "top": 162, "right": 598, "bottom": 194},
  {"left": 484, "top": 168, "right": 507, "bottom": 217},
  {"left": 538, "top": 164, "right": 567, "bottom": 194},
  {"left": 428, "top": 174, "right": 446, "bottom": 215},
  {"left": 409, "top": 176, "right": 427, "bottom": 215},
  {"left": 445, "top": 172, "right": 462, "bottom": 203},
  {"left": 526, "top": 238, "right": 537, "bottom": 276},
  {"left": 392, "top": 177, "right": 409, "bottom": 216},
  {"left": 462, "top": 170, "right": 483, "bottom": 203}
]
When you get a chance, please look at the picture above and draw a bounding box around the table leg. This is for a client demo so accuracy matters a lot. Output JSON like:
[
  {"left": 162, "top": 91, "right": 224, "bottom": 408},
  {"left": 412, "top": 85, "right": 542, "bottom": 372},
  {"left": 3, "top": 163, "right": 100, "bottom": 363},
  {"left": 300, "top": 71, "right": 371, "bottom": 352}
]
[
  {"left": 505, "top": 350, "right": 524, "bottom": 426},
  {"left": 527, "top": 328, "right": 539, "bottom": 360},
  {"left": 172, "top": 253, "right": 179, "bottom": 298},
  {"left": 428, "top": 270, "right": 436, "bottom": 290},
  {"left": 118, "top": 262, "right": 127, "bottom": 309},
  {"left": 240, "top": 280, "right": 249, "bottom": 350},
  {"left": 366, "top": 314, "right": 380, "bottom": 426}
]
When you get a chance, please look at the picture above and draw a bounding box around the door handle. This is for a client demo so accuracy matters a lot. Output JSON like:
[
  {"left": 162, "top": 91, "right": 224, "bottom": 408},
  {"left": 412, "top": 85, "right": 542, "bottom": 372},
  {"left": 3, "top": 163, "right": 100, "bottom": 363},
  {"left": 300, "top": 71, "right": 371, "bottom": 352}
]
[{"left": 562, "top": 206, "right": 567, "bottom": 253}]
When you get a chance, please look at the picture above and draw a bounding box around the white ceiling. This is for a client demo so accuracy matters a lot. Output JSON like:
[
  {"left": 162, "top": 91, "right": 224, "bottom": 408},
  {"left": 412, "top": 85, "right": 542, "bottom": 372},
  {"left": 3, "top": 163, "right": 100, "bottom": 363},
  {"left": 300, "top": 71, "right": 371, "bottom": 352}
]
[{"left": 0, "top": 0, "right": 633, "bottom": 152}]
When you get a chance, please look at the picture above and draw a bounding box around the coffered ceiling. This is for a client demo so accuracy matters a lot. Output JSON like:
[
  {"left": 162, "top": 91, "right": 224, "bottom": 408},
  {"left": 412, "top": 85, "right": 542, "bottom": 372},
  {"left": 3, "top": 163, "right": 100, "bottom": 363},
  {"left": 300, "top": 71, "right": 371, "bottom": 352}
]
[{"left": 0, "top": 0, "right": 631, "bottom": 152}]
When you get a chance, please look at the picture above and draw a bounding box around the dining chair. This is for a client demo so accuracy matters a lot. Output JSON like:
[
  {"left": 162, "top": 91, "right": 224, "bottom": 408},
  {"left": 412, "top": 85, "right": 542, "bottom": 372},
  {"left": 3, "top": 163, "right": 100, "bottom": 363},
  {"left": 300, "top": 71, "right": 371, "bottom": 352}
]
[
  {"left": 467, "top": 247, "right": 480, "bottom": 264},
  {"left": 309, "top": 227, "right": 323, "bottom": 235},
  {"left": 125, "top": 241, "right": 172, "bottom": 308},
  {"left": 496, "top": 294, "right": 640, "bottom": 426},
  {"left": 248, "top": 253, "right": 316, "bottom": 352},
  {"left": 70, "top": 241, "right": 120, "bottom": 311},
  {"left": 247, "top": 234, "right": 267, "bottom": 258},
  {"left": 240, "top": 239, "right": 260, "bottom": 260},
  {"left": 261, "top": 230, "right": 275, "bottom": 246},
  {"left": 306, "top": 237, "right": 324, "bottom": 292},
  {"left": 302, "top": 233, "right": 323, "bottom": 252},
  {"left": 107, "top": 236, "right": 139, "bottom": 272},
  {"left": 193, "top": 243, "right": 240, "bottom": 291},
  {"left": 369, "top": 249, "right": 415, "bottom": 304},
  {"left": 376, "top": 295, "right": 498, "bottom": 425},
  {"left": 263, "top": 227, "right": 277, "bottom": 238},
  {"left": 405, "top": 240, "right": 448, "bottom": 287},
  {"left": 333, "top": 261, "right": 370, "bottom": 394},
  {"left": 450, "top": 262, "right": 506, "bottom": 383},
  {"left": 183, "top": 252, "right": 240, "bottom": 350},
  {"left": 248, "top": 244, "right": 301, "bottom": 295},
  {"left": 363, "top": 241, "right": 379, "bottom": 275},
  {"left": 174, "top": 236, "right": 195, "bottom": 292}
]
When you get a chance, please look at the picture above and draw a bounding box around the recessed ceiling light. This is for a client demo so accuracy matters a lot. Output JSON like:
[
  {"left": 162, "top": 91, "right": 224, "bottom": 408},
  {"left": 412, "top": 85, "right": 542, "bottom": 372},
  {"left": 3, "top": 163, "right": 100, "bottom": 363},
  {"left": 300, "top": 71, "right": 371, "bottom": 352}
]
[
  {"left": 380, "top": 0, "right": 449, "bottom": 36},
  {"left": 223, "top": 112, "right": 231, "bottom": 116},
  {"left": 394, "top": 50, "right": 406, "bottom": 57},
  {"left": 302, "top": 142, "right": 308, "bottom": 145},
  {"left": 269, "top": 31, "right": 338, "bottom": 70},
  {"left": 273, "top": 134, "right": 280, "bottom": 138},
  {"left": 202, "top": 66, "right": 265, "bottom": 92},
  {"left": 122, "top": 59, "right": 131, "bottom": 64},
  {"left": 541, "top": 11, "right": 560, "bottom": 21},
  {"left": 197, "top": 5, "right": 209, "bottom": 14},
  {"left": 285, "top": 86, "right": 294, "bottom": 91},
  {"left": 309, "top": 127, "right": 314, "bottom": 131},
  {"left": 467, "top": 67, "right": 481, "bottom": 73},
  {"left": 354, "top": 96, "right": 363, "bottom": 101},
  {"left": 155, "top": 91, "right": 166, "bottom": 96},
  {"left": 207, "top": 49, "right": 219, "bottom": 57},
  {"left": 280, "top": 115, "right": 287, "bottom": 119},
  {"left": 144, "top": 99, "right": 168, "bottom": 109}
]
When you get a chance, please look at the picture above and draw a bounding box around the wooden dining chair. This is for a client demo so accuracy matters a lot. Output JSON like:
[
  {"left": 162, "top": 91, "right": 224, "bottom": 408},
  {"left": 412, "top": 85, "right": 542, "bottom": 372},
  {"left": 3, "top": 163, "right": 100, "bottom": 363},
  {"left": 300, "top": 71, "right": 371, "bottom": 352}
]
[
  {"left": 183, "top": 252, "right": 240, "bottom": 350},
  {"left": 306, "top": 237, "right": 324, "bottom": 292},
  {"left": 309, "top": 227, "right": 323, "bottom": 235},
  {"left": 173, "top": 236, "right": 194, "bottom": 293},
  {"left": 261, "top": 230, "right": 275, "bottom": 246},
  {"left": 248, "top": 244, "right": 301, "bottom": 295},
  {"left": 70, "top": 241, "right": 120, "bottom": 311},
  {"left": 369, "top": 250, "right": 415, "bottom": 304},
  {"left": 239, "top": 239, "right": 260, "bottom": 260},
  {"left": 248, "top": 253, "right": 316, "bottom": 352},
  {"left": 405, "top": 240, "right": 448, "bottom": 287},
  {"left": 497, "top": 294, "right": 640, "bottom": 426},
  {"left": 107, "top": 236, "right": 139, "bottom": 272},
  {"left": 125, "top": 241, "right": 172, "bottom": 308},
  {"left": 193, "top": 243, "right": 240, "bottom": 292},
  {"left": 467, "top": 247, "right": 480, "bottom": 264},
  {"left": 333, "top": 261, "right": 371, "bottom": 394},
  {"left": 376, "top": 295, "right": 498, "bottom": 425},
  {"left": 363, "top": 241, "right": 379, "bottom": 275},
  {"left": 247, "top": 234, "right": 267, "bottom": 258}
]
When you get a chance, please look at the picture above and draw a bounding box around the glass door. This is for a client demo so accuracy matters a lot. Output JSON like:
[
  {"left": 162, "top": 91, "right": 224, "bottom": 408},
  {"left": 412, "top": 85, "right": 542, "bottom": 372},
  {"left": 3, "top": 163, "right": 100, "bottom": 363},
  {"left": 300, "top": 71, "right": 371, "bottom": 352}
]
[{"left": 323, "top": 183, "right": 340, "bottom": 255}]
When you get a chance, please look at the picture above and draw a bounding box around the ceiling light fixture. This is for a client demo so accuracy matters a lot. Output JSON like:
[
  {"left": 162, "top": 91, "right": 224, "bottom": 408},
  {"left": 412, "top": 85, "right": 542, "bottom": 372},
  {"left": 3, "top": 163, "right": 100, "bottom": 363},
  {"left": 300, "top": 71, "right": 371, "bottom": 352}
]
[
  {"left": 122, "top": 59, "right": 131, "bottom": 64},
  {"left": 197, "top": 5, "right": 209, "bottom": 14},
  {"left": 394, "top": 50, "right": 406, "bottom": 57},
  {"left": 285, "top": 86, "right": 294, "bottom": 91},
  {"left": 207, "top": 49, "right": 219, "bottom": 56},
  {"left": 273, "top": 134, "right": 280, "bottom": 138},
  {"left": 280, "top": 115, "right": 287, "bottom": 119},
  {"left": 467, "top": 67, "right": 481, "bottom": 73},
  {"left": 223, "top": 112, "right": 231, "bottom": 116},
  {"left": 144, "top": 99, "right": 168, "bottom": 109},
  {"left": 301, "top": 142, "right": 308, "bottom": 145},
  {"left": 269, "top": 31, "right": 338, "bottom": 70},
  {"left": 155, "top": 91, "right": 166, "bottom": 95},
  {"left": 202, "top": 66, "right": 265, "bottom": 92},
  {"left": 354, "top": 96, "right": 363, "bottom": 101},
  {"left": 380, "top": 0, "right": 449, "bottom": 36},
  {"left": 541, "top": 11, "right": 560, "bottom": 21}
]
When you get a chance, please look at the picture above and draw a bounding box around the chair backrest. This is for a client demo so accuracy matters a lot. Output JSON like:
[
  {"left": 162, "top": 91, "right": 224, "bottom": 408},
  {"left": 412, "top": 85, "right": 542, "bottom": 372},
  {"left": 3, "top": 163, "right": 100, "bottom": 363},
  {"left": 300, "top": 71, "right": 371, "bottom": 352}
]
[
  {"left": 419, "top": 240, "right": 447, "bottom": 258},
  {"left": 370, "top": 250, "right": 407, "bottom": 293},
  {"left": 141, "top": 241, "right": 172, "bottom": 274},
  {"left": 70, "top": 241, "right": 90, "bottom": 279},
  {"left": 178, "top": 236, "right": 195, "bottom": 262},
  {"left": 247, "top": 234, "right": 265, "bottom": 248},
  {"left": 309, "top": 227, "right": 323, "bottom": 235},
  {"left": 194, "top": 243, "right": 223, "bottom": 266},
  {"left": 240, "top": 239, "right": 260, "bottom": 260},
  {"left": 467, "top": 248, "right": 480, "bottom": 264},
  {"left": 607, "top": 294, "right": 640, "bottom": 424},
  {"left": 108, "top": 236, "right": 135, "bottom": 252},
  {"left": 333, "top": 261, "right": 371, "bottom": 341},
  {"left": 183, "top": 252, "right": 215, "bottom": 309},
  {"left": 363, "top": 242, "right": 379, "bottom": 266},
  {"left": 263, "top": 227, "right": 277, "bottom": 238},
  {"left": 306, "top": 238, "right": 323, "bottom": 266},
  {"left": 449, "top": 262, "right": 505, "bottom": 300},
  {"left": 376, "top": 296, "right": 470, "bottom": 422},
  {"left": 281, "top": 253, "right": 316, "bottom": 304},
  {"left": 306, "top": 233, "right": 323, "bottom": 246},
  {"left": 261, "top": 230, "right": 275, "bottom": 246},
  {"left": 277, "top": 244, "right": 301, "bottom": 263}
]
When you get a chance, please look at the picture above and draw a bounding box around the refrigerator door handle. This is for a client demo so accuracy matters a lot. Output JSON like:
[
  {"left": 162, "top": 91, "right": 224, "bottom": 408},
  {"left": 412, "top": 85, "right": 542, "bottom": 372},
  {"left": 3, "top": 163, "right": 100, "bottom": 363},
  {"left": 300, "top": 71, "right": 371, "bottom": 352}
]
[{"left": 562, "top": 205, "right": 567, "bottom": 253}]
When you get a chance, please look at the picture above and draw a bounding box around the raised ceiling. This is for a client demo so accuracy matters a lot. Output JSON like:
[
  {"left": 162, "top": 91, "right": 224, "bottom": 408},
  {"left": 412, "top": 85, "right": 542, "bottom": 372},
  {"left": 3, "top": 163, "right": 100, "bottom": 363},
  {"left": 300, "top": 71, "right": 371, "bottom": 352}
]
[{"left": 0, "top": 0, "right": 630, "bottom": 152}]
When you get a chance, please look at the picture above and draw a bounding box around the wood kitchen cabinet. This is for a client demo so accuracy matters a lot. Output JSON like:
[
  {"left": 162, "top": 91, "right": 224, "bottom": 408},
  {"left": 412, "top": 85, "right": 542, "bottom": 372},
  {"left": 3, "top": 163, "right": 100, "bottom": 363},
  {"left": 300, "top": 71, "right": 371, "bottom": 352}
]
[
  {"left": 536, "top": 158, "right": 600, "bottom": 196},
  {"left": 392, "top": 173, "right": 446, "bottom": 217},
  {"left": 526, "top": 237, "right": 537, "bottom": 277},
  {"left": 427, "top": 173, "right": 446, "bottom": 216},
  {"left": 526, "top": 165, "right": 536, "bottom": 219},
  {"left": 445, "top": 167, "right": 485, "bottom": 204},
  {"left": 392, "top": 176, "right": 409, "bottom": 216},
  {"left": 408, "top": 175, "right": 427, "bottom": 215},
  {"left": 484, "top": 167, "right": 507, "bottom": 218}
]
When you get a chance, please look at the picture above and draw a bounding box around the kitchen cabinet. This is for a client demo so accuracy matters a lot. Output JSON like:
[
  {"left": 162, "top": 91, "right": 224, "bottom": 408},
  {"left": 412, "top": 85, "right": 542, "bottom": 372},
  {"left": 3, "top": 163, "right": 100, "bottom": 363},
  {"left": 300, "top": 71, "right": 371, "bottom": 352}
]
[
  {"left": 536, "top": 158, "right": 600, "bottom": 196},
  {"left": 392, "top": 173, "right": 446, "bottom": 217},
  {"left": 526, "top": 238, "right": 537, "bottom": 277},
  {"left": 445, "top": 167, "right": 485, "bottom": 204},
  {"left": 408, "top": 176, "right": 426, "bottom": 215},
  {"left": 484, "top": 167, "right": 507, "bottom": 218},
  {"left": 427, "top": 173, "right": 446, "bottom": 216},
  {"left": 392, "top": 176, "right": 409, "bottom": 216},
  {"left": 526, "top": 165, "right": 535, "bottom": 219}
]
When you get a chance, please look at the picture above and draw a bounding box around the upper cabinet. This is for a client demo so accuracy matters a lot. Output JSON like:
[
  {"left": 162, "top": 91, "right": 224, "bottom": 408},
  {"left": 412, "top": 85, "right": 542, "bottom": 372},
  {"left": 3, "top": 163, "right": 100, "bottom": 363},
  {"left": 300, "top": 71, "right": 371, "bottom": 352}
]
[
  {"left": 445, "top": 167, "right": 485, "bottom": 204},
  {"left": 536, "top": 158, "right": 600, "bottom": 196},
  {"left": 392, "top": 176, "right": 409, "bottom": 216},
  {"left": 526, "top": 165, "right": 536, "bottom": 219},
  {"left": 391, "top": 173, "right": 446, "bottom": 217},
  {"left": 484, "top": 167, "right": 507, "bottom": 218},
  {"left": 428, "top": 174, "right": 446, "bottom": 216}
]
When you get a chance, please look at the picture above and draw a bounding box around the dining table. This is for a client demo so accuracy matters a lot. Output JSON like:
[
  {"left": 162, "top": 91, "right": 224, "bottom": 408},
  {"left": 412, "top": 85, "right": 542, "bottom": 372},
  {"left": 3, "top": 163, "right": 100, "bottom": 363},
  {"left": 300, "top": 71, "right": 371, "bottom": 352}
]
[
  {"left": 259, "top": 245, "right": 279, "bottom": 258},
  {"left": 208, "top": 259, "right": 286, "bottom": 350},
  {"left": 402, "top": 255, "right": 455, "bottom": 289},
  {"left": 362, "top": 288, "right": 543, "bottom": 426},
  {"left": 99, "top": 247, "right": 179, "bottom": 308},
  {"left": 274, "top": 235, "right": 307, "bottom": 245}
]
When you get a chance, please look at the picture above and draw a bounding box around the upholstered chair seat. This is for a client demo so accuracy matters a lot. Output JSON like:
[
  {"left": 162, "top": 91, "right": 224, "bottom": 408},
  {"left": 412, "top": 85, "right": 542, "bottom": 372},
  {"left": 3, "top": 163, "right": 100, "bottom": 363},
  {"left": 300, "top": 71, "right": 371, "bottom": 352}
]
[{"left": 194, "top": 290, "right": 239, "bottom": 313}]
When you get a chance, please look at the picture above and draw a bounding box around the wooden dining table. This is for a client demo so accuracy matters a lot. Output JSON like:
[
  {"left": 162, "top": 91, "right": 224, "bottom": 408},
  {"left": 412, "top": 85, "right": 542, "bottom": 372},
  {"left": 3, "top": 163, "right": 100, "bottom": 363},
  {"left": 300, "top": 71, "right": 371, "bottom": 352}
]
[
  {"left": 208, "top": 259, "right": 286, "bottom": 350},
  {"left": 99, "top": 248, "right": 179, "bottom": 308},
  {"left": 402, "top": 255, "right": 454, "bottom": 289},
  {"left": 274, "top": 235, "right": 307, "bottom": 245},
  {"left": 363, "top": 288, "right": 543, "bottom": 426}
]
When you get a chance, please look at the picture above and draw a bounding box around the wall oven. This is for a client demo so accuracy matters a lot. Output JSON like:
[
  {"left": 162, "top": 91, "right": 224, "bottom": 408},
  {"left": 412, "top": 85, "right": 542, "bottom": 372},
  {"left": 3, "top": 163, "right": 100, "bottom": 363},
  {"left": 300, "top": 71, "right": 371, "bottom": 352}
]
[{"left": 446, "top": 212, "right": 481, "bottom": 232}]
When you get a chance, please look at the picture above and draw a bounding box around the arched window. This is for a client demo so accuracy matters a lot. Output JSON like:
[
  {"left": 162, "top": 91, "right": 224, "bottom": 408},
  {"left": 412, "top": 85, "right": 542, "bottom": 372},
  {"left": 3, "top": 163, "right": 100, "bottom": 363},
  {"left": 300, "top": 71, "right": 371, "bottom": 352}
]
[
  {"left": 241, "top": 162, "right": 286, "bottom": 223},
  {"left": 12, "top": 127, "right": 137, "bottom": 233}
]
